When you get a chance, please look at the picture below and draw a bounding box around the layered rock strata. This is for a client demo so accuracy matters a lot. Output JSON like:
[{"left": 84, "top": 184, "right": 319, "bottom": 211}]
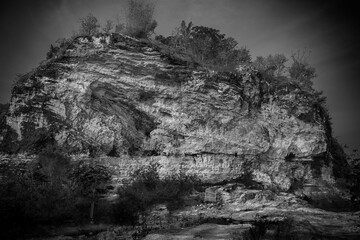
[{"left": 0, "top": 34, "right": 346, "bottom": 191}]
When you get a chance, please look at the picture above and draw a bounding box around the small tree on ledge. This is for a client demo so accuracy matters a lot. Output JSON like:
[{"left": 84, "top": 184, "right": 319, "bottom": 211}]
[
  {"left": 289, "top": 50, "right": 317, "bottom": 91},
  {"left": 102, "top": 20, "right": 114, "bottom": 34},
  {"left": 79, "top": 13, "right": 100, "bottom": 37}
]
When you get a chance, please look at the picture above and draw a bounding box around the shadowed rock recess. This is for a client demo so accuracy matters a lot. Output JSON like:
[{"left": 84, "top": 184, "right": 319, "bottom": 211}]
[{"left": 0, "top": 34, "right": 350, "bottom": 193}]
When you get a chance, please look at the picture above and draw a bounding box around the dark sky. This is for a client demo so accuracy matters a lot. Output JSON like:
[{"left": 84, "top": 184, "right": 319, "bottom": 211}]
[{"left": 0, "top": 0, "right": 359, "bottom": 148}]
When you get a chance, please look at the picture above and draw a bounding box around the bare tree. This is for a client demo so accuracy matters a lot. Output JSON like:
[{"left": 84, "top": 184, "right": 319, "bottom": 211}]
[
  {"left": 79, "top": 13, "right": 100, "bottom": 36},
  {"left": 102, "top": 20, "right": 114, "bottom": 34},
  {"left": 289, "top": 50, "right": 316, "bottom": 90}
]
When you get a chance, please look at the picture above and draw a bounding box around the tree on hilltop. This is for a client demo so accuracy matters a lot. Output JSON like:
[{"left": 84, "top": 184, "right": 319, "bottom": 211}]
[
  {"left": 171, "top": 20, "right": 193, "bottom": 49},
  {"left": 102, "top": 20, "right": 114, "bottom": 34},
  {"left": 124, "top": 0, "right": 157, "bottom": 38},
  {"left": 79, "top": 13, "right": 100, "bottom": 36},
  {"left": 289, "top": 50, "right": 316, "bottom": 90},
  {"left": 168, "top": 21, "right": 251, "bottom": 71},
  {"left": 253, "top": 54, "right": 288, "bottom": 78}
]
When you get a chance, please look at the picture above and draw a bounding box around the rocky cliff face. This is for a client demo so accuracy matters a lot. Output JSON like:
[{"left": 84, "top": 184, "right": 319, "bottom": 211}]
[{"left": 0, "top": 34, "right": 347, "bottom": 192}]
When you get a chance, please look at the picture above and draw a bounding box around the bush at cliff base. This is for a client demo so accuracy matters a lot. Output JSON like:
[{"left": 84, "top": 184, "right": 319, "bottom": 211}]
[{"left": 113, "top": 163, "right": 201, "bottom": 225}]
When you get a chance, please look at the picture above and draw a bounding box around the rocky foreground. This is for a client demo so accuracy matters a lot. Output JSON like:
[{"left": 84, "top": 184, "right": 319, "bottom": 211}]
[{"left": 32, "top": 184, "right": 360, "bottom": 240}]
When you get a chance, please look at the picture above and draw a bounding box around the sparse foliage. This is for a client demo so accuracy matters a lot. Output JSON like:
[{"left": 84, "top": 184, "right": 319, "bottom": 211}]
[
  {"left": 69, "top": 160, "right": 112, "bottom": 223},
  {"left": 114, "top": 15, "right": 125, "bottom": 34},
  {"left": 115, "top": 23, "right": 125, "bottom": 33},
  {"left": 46, "top": 38, "right": 75, "bottom": 59},
  {"left": 251, "top": 50, "right": 318, "bottom": 93},
  {"left": 79, "top": 13, "right": 100, "bottom": 36},
  {"left": 171, "top": 20, "right": 193, "bottom": 49},
  {"left": 46, "top": 44, "right": 60, "bottom": 59},
  {"left": 253, "top": 54, "right": 288, "bottom": 78},
  {"left": 102, "top": 20, "right": 114, "bottom": 34},
  {"left": 155, "top": 34, "right": 172, "bottom": 45},
  {"left": 114, "top": 163, "right": 200, "bottom": 225},
  {"left": 189, "top": 26, "right": 226, "bottom": 62},
  {"left": 124, "top": 0, "right": 157, "bottom": 38},
  {"left": 345, "top": 147, "right": 360, "bottom": 209},
  {"left": 167, "top": 21, "right": 251, "bottom": 71},
  {"left": 289, "top": 50, "right": 316, "bottom": 90}
]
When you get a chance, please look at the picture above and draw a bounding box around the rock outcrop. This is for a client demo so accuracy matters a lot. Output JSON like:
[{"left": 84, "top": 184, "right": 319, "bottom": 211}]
[
  {"left": 0, "top": 34, "right": 348, "bottom": 192},
  {"left": 142, "top": 185, "right": 360, "bottom": 240}
]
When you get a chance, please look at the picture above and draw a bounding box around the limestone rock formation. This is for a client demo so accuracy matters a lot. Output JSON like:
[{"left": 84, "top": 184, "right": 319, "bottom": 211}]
[
  {"left": 142, "top": 185, "right": 360, "bottom": 239},
  {"left": 0, "top": 34, "right": 348, "bottom": 192}
]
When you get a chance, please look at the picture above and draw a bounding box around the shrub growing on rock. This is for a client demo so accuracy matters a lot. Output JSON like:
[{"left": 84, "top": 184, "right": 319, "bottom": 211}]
[
  {"left": 46, "top": 44, "right": 60, "bottom": 59},
  {"left": 113, "top": 163, "right": 200, "bottom": 225},
  {"left": 166, "top": 21, "right": 251, "bottom": 72},
  {"left": 252, "top": 54, "right": 288, "bottom": 79},
  {"left": 46, "top": 37, "right": 75, "bottom": 60},
  {"left": 102, "top": 19, "right": 114, "bottom": 34},
  {"left": 289, "top": 50, "right": 316, "bottom": 91},
  {"left": 79, "top": 13, "right": 100, "bottom": 36}
]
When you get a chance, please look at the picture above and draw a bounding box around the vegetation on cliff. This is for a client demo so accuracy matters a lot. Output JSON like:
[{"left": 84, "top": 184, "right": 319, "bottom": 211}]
[
  {"left": 113, "top": 163, "right": 201, "bottom": 225},
  {"left": 0, "top": 148, "right": 79, "bottom": 239},
  {"left": 0, "top": 1, "right": 359, "bottom": 239},
  {"left": 3, "top": 0, "right": 357, "bottom": 198},
  {"left": 2, "top": 0, "right": 352, "bottom": 186}
]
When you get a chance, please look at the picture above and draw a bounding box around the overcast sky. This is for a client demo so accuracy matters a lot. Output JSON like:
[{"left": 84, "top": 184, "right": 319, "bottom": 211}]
[{"left": 0, "top": 0, "right": 359, "bottom": 148}]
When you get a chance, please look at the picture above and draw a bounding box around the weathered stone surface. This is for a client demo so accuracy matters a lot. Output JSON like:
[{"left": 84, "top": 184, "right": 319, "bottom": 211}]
[
  {"left": 142, "top": 186, "right": 360, "bottom": 240},
  {"left": 0, "top": 34, "right": 347, "bottom": 191}
]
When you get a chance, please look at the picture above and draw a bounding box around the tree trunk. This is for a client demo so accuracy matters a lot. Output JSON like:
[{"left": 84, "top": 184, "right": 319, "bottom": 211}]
[{"left": 90, "top": 200, "right": 95, "bottom": 224}]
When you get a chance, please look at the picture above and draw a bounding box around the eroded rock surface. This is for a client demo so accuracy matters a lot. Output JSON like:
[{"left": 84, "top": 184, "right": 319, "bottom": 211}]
[
  {"left": 142, "top": 185, "right": 360, "bottom": 240},
  {"left": 0, "top": 34, "right": 347, "bottom": 192}
]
